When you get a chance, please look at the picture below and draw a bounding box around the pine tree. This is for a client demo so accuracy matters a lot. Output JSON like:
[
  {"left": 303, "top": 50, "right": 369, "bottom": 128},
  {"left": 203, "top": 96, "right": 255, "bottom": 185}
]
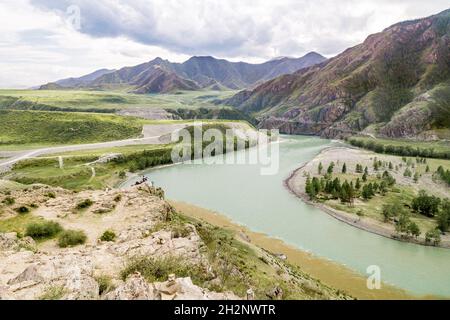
[
  {"left": 403, "top": 168, "right": 412, "bottom": 178},
  {"left": 327, "top": 162, "right": 335, "bottom": 175},
  {"left": 380, "top": 181, "right": 388, "bottom": 195},
  {"left": 342, "top": 163, "right": 347, "bottom": 174},
  {"left": 362, "top": 172, "right": 368, "bottom": 182},
  {"left": 355, "top": 178, "right": 361, "bottom": 190},
  {"left": 318, "top": 162, "right": 323, "bottom": 175},
  {"left": 305, "top": 177, "right": 312, "bottom": 196}
]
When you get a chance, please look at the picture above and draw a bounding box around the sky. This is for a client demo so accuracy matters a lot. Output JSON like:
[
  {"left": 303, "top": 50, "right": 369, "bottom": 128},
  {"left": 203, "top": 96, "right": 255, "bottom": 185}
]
[{"left": 1, "top": 0, "right": 449, "bottom": 88}]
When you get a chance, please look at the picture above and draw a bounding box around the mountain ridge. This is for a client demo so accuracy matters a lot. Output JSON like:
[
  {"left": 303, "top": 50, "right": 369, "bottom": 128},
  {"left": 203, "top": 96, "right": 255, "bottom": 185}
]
[
  {"left": 224, "top": 8, "right": 450, "bottom": 139},
  {"left": 40, "top": 53, "right": 326, "bottom": 93}
]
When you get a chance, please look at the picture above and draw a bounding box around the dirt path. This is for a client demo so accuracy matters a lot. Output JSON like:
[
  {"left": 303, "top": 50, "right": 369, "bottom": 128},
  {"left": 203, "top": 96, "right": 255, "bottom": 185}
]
[{"left": 0, "top": 124, "right": 188, "bottom": 173}]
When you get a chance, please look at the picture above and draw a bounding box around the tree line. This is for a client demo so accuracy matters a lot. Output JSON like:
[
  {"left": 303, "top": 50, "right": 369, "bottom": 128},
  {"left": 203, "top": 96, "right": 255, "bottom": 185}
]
[{"left": 347, "top": 138, "right": 450, "bottom": 160}]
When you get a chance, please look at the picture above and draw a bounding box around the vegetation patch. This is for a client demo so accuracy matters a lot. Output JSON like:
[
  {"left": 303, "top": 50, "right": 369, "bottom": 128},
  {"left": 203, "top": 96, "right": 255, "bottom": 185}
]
[
  {"left": 0, "top": 110, "right": 144, "bottom": 146},
  {"left": 95, "top": 275, "right": 115, "bottom": 296},
  {"left": 39, "top": 286, "right": 66, "bottom": 300},
  {"left": 121, "top": 255, "right": 207, "bottom": 284},
  {"left": 25, "top": 221, "right": 63, "bottom": 240},
  {"left": 75, "top": 199, "right": 94, "bottom": 210},
  {"left": 100, "top": 230, "right": 116, "bottom": 242},
  {"left": 347, "top": 136, "right": 450, "bottom": 159},
  {"left": 58, "top": 230, "right": 87, "bottom": 248}
]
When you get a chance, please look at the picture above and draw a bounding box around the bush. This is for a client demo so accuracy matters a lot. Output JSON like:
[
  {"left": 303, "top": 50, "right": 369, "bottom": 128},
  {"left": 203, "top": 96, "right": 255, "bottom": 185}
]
[
  {"left": 412, "top": 191, "right": 441, "bottom": 217},
  {"left": 120, "top": 256, "right": 206, "bottom": 284},
  {"left": 46, "top": 192, "right": 56, "bottom": 199},
  {"left": 95, "top": 275, "right": 115, "bottom": 296},
  {"left": 76, "top": 199, "right": 94, "bottom": 210},
  {"left": 25, "top": 221, "right": 63, "bottom": 240},
  {"left": 2, "top": 197, "right": 15, "bottom": 205},
  {"left": 171, "top": 225, "right": 192, "bottom": 239},
  {"left": 58, "top": 230, "right": 87, "bottom": 248},
  {"left": 39, "top": 286, "right": 66, "bottom": 300},
  {"left": 425, "top": 229, "right": 441, "bottom": 246},
  {"left": 100, "top": 230, "right": 116, "bottom": 242},
  {"left": 15, "top": 206, "right": 30, "bottom": 214}
]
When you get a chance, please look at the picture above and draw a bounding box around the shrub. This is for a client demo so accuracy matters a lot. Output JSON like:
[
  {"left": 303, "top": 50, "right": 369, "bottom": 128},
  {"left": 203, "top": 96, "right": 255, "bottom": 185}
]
[
  {"left": 39, "top": 286, "right": 66, "bottom": 300},
  {"left": 113, "top": 194, "right": 122, "bottom": 202},
  {"left": 15, "top": 206, "right": 30, "bottom": 214},
  {"left": 46, "top": 192, "right": 56, "bottom": 199},
  {"left": 425, "top": 229, "right": 441, "bottom": 246},
  {"left": 171, "top": 225, "right": 192, "bottom": 238},
  {"left": 95, "top": 275, "right": 115, "bottom": 296},
  {"left": 412, "top": 191, "right": 441, "bottom": 217},
  {"left": 76, "top": 199, "right": 94, "bottom": 210},
  {"left": 120, "top": 256, "right": 206, "bottom": 284},
  {"left": 100, "top": 230, "right": 116, "bottom": 242},
  {"left": 58, "top": 230, "right": 87, "bottom": 248},
  {"left": 2, "top": 197, "right": 15, "bottom": 205},
  {"left": 25, "top": 221, "right": 63, "bottom": 240}
]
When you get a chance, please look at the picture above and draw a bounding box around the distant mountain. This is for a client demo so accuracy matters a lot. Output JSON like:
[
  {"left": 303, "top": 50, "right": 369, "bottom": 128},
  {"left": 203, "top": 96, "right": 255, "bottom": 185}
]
[
  {"left": 41, "top": 53, "right": 326, "bottom": 93},
  {"left": 225, "top": 9, "right": 450, "bottom": 139},
  {"left": 132, "top": 66, "right": 200, "bottom": 94},
  {"left": 54, "top": 69, "right": 115, "bottom": 88}
]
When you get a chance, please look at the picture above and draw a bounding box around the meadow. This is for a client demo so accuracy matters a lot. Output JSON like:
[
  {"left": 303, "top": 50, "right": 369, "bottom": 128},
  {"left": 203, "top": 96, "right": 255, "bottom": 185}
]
[
  {"left": 0, "top": 110, "right": 146, "bottom": 146},
  {"left": 0, "top": 89, "right": 237, "bottom": 112}
]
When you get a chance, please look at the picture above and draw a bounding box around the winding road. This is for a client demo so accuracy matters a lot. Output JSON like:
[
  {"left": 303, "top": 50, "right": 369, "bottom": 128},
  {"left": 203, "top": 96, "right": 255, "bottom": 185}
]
[{"left": 0, "top": 124, "right": 188, "bottom": 173}]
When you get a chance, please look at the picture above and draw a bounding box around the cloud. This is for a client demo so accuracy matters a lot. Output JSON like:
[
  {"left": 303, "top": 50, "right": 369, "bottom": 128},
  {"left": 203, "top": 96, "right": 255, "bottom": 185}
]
[
  {"left": 1, "top": 0, "right": 449, "bottom": 87},
  {"left": 30, "top": 0, "right": 450, "bottom": 57}
]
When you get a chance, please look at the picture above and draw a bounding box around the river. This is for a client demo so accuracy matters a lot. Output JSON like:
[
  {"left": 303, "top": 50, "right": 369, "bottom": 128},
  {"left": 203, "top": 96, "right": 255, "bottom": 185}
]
[{"left": 123, "top": 135, "right": 450, "bottom": 298}]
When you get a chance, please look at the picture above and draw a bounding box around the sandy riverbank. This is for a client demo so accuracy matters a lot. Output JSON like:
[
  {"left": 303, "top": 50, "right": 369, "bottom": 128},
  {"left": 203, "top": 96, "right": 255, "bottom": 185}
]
[
  {"left": 284, "top": 147, "right": 450, "bottom": 249},
  {"left": 170, "top": 201, "right": 423, "bottom": 300}
]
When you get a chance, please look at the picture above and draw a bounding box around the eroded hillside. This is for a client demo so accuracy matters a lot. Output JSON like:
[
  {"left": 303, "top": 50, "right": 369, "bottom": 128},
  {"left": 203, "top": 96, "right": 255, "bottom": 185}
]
[
  {"left": 0, "top": 183, "right": 350, "bottom": 300},
  {"left": 226, "top": 9, "right": 450, "bottom": 139}
]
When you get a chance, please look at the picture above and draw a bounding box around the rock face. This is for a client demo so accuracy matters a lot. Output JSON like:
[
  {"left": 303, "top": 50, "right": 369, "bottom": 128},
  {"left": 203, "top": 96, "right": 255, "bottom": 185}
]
[
  {"left": 0, "top": 184, "right": 351, "bottom": 301},
  {"left": 0, "top": 185, "right": 213, "bottom": 300},
  {"left": 226, "top": 9, "right": 450, "bottom": 139},
  {"left": 105, "top": 273, "right": 239, "bottom": 301}
]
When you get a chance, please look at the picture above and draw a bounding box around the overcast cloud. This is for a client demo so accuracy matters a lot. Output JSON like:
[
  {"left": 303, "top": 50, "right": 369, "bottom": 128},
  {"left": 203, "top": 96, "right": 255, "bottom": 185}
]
[{"left": 1, "top": 0, "right": 449, "bottom": 88}]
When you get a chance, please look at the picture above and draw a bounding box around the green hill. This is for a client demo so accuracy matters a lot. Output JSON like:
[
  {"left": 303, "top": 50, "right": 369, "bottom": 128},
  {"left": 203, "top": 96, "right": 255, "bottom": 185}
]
[{"left": 0, "top": 110, "right": 144, "bottom": 145}]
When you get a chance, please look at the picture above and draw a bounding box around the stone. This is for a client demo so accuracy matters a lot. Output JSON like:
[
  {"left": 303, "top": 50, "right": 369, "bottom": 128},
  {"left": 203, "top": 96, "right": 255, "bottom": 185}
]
[
  {"left": 104, "top": 273, "right": 156, "bottom": 300},
  {"left": 8, "top": 265, "right": 44, "bottom": 285}
]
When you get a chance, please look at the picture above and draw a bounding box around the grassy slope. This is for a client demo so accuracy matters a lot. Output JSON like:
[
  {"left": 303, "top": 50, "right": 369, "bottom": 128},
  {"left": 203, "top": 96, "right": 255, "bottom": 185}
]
[
  {"left": 0, "top": 110, "right": 146, "bottom": 146},
  {"left": 0, "top": 89, "right": 237, "bottom": 112},
  {"left": 4, "top": 121, "right": 253, "bottom": 191}
]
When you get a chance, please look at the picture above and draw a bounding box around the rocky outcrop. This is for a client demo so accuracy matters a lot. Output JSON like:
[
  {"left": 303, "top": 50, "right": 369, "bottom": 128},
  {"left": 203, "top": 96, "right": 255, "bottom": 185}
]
[
  {"left": 0, "top": 184, "right": 352, "bottom": 300},
  {"left": 0, "top": 185, "right": 211, "bottom": 300},
  {"left": 105, "top": 273, "right": 239, "bottom": 300}
]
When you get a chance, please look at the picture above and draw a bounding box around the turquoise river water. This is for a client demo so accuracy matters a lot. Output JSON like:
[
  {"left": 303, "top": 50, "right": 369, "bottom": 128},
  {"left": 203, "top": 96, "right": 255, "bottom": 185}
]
[{"left": 123, "top": 135, "right": 450, "bottom": 297}]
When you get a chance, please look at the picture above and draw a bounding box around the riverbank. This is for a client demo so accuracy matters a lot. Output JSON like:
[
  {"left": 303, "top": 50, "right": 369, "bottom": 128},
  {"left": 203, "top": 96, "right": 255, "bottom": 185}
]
[
  {"left": 284, "top": 147, "right": 450, "bottom": 249},
  {"left": 171, "top": 201, "right": 420, "bottom": 300}
]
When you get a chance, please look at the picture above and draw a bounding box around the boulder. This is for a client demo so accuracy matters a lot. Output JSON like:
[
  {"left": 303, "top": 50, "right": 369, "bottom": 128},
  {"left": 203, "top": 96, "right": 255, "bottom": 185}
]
[{"left": 104, "top": 273, "right": 156, "bottom": 300}]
